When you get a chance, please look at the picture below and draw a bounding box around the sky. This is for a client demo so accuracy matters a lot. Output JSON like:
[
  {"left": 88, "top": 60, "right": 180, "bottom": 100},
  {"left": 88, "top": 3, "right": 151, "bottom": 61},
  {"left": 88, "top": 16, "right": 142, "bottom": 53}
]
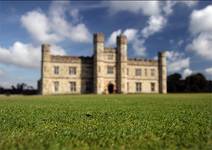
[{"left": 0, "top": 0, "right": 212, "bottom": 88}]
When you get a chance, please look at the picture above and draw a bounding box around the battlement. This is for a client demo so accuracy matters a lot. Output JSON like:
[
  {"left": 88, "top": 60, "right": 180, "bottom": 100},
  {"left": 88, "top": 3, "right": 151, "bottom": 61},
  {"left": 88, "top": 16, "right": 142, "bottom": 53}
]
[
  {"left": 104, "top": 47, "right": 116, "bottom": 53},
  {"left": 128, "top": 58, "right": 158, "bottom": 66},
  {"left": 41, "top": 43, "right": 50, "bottom": 52},
  {"left": 51, "top": 55, "right": 93, "bottom": 64},
  {"left": 93, "top": 32, "right": 104, "bottom": 43},
  {"left": 117, "top": 34, "right": 127, "bottom": 45},
  {"left": 158, "top": 51, "right": 166, "bottom": 57}
]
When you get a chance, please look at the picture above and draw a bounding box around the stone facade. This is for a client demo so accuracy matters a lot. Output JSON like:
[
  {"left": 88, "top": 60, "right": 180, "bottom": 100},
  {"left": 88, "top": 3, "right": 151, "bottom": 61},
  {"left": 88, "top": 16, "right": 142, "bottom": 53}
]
[{"left": 40, "top": 33, "right": 167, "bottom": 95}]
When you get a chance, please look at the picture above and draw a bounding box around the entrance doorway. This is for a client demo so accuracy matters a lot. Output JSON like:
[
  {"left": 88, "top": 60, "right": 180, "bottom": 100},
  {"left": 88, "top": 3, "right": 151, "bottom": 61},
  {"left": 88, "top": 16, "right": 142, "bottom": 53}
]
[{"left": 108, "top": 83, "right": 114, "bottom": 94}]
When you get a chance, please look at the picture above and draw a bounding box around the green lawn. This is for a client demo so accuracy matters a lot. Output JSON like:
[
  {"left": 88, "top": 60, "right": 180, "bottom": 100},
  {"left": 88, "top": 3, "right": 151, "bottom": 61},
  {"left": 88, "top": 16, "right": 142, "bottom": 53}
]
[{"left": 0, "top": 94, "right": 211, "bottom": 149}]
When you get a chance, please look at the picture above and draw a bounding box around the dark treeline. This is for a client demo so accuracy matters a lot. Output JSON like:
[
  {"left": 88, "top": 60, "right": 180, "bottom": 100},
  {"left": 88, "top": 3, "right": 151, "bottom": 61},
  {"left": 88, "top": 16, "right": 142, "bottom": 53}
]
[
  {"left": 168, "top": 73, "right": 212, "bottom": 93},
  {"left": 0, "top": 83, "right": 38, "bottom": 95}
]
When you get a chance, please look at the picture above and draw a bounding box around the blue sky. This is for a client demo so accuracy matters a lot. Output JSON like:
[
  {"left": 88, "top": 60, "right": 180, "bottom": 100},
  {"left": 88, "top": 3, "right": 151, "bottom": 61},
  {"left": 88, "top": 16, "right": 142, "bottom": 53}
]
[{"left": 0, "top": 1, "right": 212, "bottom": 88}]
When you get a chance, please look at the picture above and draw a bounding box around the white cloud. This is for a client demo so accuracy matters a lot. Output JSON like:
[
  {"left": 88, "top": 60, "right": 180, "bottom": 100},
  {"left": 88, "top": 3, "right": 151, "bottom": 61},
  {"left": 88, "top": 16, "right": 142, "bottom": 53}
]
[
  {"left": 139, "top": 1, "right": 197, "bottom": 39},
  {"left": 68, "top": 24, "right": 92, "bottom": 43},
  {"left": 107, "top": 1, "right": 167, "bottom": 42},
  {"left": 138, "top": 1, "right": 198, "bottom": 39},
  {"left": 106, "top": 1, "right": 198, "bottom": 56},
  {"left": 106, "top": 29, "right": 122, "bottom": 46},
  {"left": 106, "top": 29, "right": 145, "bottom": 56},
  {"left": 189, "top": 5, "right": 212, "bottom": 35},
  {"left": 187, "top": 5, "right": 212, "bottom": 60},
  {"left": 1, "top": 1, "right": 90, "bottom": 70},
  {"left": 49, "top": 1, "right": 91, "bottom": 43},
  {"left": 21, "top": 1, "right": 91, "bottom": 44},
  {"left": 21, "top": 10, "right": 61, "bottom": 43},
  {"left": 166, "top": 51, "right": 190, "bottom": 73},
  {"left": 106, "top": 29, "right": 138, "bottom": 46},
  {"left": 107, "top": 1, "right": 197, "bottom": 17},
  {"left": 182, "top": 68, "right": 193, "bottom": 78},
  {"left": 141, "top": 15, "right": 167, "bottom": 38},
  {"left": 187, "top": 33, "right": 212, "bottom": 60},
  {"left": 123, "top": 29, "right": 138, "bottom": 42},
  {"left": 168, "top": 58, "right": 190, "bottom": 73},
  {"left": 69, "top": 8, "right": 82, "bottom": 24},
  {"left": 108, "top": 1, "right": 161, "bottom": 16},
  {"left": 132, "top": 39, "right": 146, "bottom": 56},
  {"left": 0, "top": 42, "right": 65, "bottom": 68},
  {"left": 162, "top": 1, "right": 176, "bottom": 16},
  {"left": 205, "top": 67, "right": 212, "bottom": 76},
  {"left": 50, "top": 45, "right": 66, "bottom": 56},
  {"left": 163, "top": 1, "right": 197, "bottom": 16}
]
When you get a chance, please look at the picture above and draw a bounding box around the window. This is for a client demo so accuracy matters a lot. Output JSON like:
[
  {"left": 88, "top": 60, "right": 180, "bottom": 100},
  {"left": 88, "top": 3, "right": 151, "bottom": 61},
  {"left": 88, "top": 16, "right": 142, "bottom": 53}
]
[
  {"left": 127, "top": 82, "right": 129, "bottom": 92},
  {"left": 70, "top": 82, "right": 76, "bottom": 92},
  {"left": 135, "top": 68, "right": 142, "bottom": 76},
  {"left": 151, "top": 69, "right": 155, "bottom": 77},
  {"left": 69, "top": 67, "right": 76, "bottom": 75},
  {"left": 54, "top": 66, "right": 59, "bottom": 75},
  {"left": 107, "top": 66, "right": 114, "bottom": 74},
  {"left": 145, "top": 68, "right": 147, "bottom": 76},
  {"left": 127, "top": 68, "right": 129, "bottom": 75},
  {"left": 108, "top": 54, "right": 113, "bottom": 60},
  {"left": 136, "top": 82, "right": 142, "bottom": 92},
  {"left": 151, "top": 83, "right": 155, "bottom": 92},
  {"left": 53, "top": 81, "right": 59, "bottom": 92}
]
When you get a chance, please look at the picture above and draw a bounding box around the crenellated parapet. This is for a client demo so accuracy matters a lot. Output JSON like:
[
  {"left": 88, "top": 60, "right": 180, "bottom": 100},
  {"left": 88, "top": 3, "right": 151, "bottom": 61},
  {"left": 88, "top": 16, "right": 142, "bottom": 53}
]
[
  {"left": 41, "top": 43, "right": 51, "bottom": 62},
  {"left": 128, "top": 59, "right": 158, "bottom": 66},
  {"left": 93, "top": 32, "right": 104, "bottom": 43},
  {"left": 104, "top": 48, "right": 116, "bottom": 53},
  {"left": 51, "top": 55, "right": 93, "bottom": 64}
]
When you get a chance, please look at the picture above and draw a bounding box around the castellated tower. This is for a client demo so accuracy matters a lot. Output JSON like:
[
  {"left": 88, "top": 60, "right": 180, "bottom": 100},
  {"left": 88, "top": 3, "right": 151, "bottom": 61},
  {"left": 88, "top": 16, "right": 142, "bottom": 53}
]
[
  {"left": 93, "top": 33, "right": 105, "bottom": 94},
  {"left": 41, "top": 44, "right": 51, "bottom": 95},
  {"left": 116, "top": 35, "right": 128, "bottom": 93},
  {"left": 158, "top": 52, "right": 167, "bottom": 94}
]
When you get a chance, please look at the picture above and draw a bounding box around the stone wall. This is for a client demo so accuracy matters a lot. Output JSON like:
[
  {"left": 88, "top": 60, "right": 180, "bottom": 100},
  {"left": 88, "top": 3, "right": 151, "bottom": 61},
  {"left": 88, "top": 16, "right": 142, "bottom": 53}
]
[
  {"left": 127, "top": 60, "right": 159, "bottom": 93},
  {"left": 41, "top": 52, "right": 93, "bottom": 95}
]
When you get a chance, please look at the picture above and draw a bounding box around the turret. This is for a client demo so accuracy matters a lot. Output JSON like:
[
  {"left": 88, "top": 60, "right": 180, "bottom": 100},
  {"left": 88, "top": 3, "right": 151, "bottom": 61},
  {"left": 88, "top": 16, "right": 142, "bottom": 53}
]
[
  {"left": 158, "top": 51, "right": 167, "bottom": 94},
  {"left": 116, "top": 34, "right": 127, "bottom": 61},
  {"left": 93, "top": 32, "right": 104, "bottom": 57},
  {"left": 93, "top": 33, "right": 105, "bottom": 94},
  {"left": 116, "top": 34, "right": 128, "bottom": 93},
  {"left": 41, "top": 43, "right": 51, "bottom": 95},
  {"left": 41, "top": 43, "right": 51, "bottom": 62}
]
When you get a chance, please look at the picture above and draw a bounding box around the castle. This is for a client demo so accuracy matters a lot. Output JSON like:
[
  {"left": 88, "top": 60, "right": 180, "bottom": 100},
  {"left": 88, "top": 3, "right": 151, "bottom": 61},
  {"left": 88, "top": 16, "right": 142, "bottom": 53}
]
[{"left": 40, "top": 33, "right": 167, "bottom": 95}]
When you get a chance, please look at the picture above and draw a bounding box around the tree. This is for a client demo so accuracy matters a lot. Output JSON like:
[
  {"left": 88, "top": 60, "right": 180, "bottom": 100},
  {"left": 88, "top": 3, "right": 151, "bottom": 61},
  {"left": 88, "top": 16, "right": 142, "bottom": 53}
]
[
  {"left": 167, "top": 73, "right": 210, "bottom": 93},
  {"left": 167, "top": 73, "right": 182, "bottom": 92},
  {"left": 185, "top": 73, "right": 207, "bottom": 92},
  {"left": 11, "top": 83, "right": 27, "bottom": 94},
  {"left": 0, "top": 86, "right": 4, "bottom": 94}
]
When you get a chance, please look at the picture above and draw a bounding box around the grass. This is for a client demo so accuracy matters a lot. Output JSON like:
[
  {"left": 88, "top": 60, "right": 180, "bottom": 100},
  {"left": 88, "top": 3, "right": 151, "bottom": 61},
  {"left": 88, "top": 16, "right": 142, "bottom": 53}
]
[{"left": 0, "top": 94, "right": 211, "bottom": 149}]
